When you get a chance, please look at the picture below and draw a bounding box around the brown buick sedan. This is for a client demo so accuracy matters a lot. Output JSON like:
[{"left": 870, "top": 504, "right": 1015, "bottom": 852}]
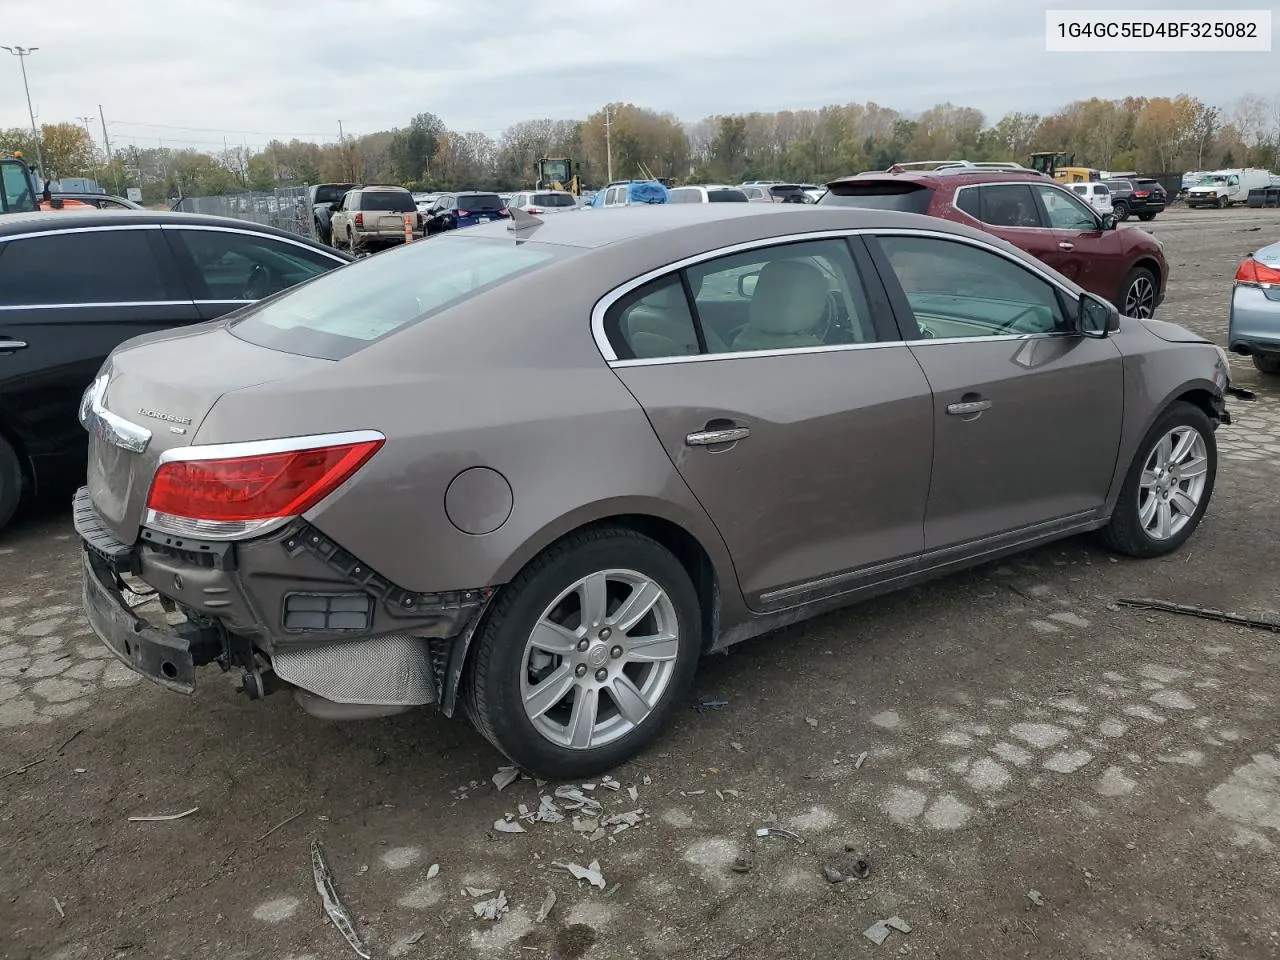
[{"left": 76, "top": 203, "right": 1232, "bottom": 777}]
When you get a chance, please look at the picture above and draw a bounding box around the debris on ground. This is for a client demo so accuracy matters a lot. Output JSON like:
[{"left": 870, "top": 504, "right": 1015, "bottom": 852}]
[
  {"left": 426, "top": 863, "right": 439, "bottom": 879},
  {"left": 863, "top": 916, "right": 912, "bottom": 946},
  {"left": 535, "top": 888, "right": 557, "bottom": 923},
  {"left": 603, "top": 882, "right": 621, "bottom": 898},
  {"left": 492, "top": 766, "right": 520, "bottom": 791},
  {"left": 51, "top": 896, "right": 65, "bottom": 918},
  {"left": 805, "top": 717, "right": 819, "bottom": 728},
  {"left": 1027, "top": 889, "right": 1044, "bottom": 906},
  {"left": 627, "top": 785, "right": 639, "bottom": 802},
  {"left": 472, "top": 891, "right": 509, "bottom": 921},
  {"left": 731, "top": 857, "right": 752, "bottom": 874},
  {"left": 127, "top": 807, "right": 199, "bottom": 822},
  {"left": 405, "top": 931, "right": 425, "bottom": 946},
  {"left": 255, "top": 810, "right": 304, "bottom": 843},
  {"left": 823, "top": 866, "right": 845, "bottom": 883},
  {"left": 599, "top": 776, "right": 621, "bottom": 791},
  {"left": 493, "top": 817, "right": 526, "bottom": 834},
  {"left": 601, "top": 809, "right": 646, "bottom": 832},
  {"left": 682, "top": 790, "right": 705, "bottom": 796},
  {"left": 464, "top": 886, "right": 495, "bottom": 897},
  {"left": 311, "top": 839, "right": 371, "bottom": 959},
  {"left": 553, "top": 859, "right": 606, "bottom": 889},
  {"left": 849, "top": 858, "right": 871, "bottom": 880},
  {"left": 756, "top": 826, "right": 804, "bottom": 843},
  {"left": 854, "top": 751, "right": 868, "bottom": 769},
  {"left": 1115, "top": 597, "right": 1280, "bottom": 633},
  {"left": 693, "top": 699, "right": 730, "bottom": 713},
  {"left": 554, "top": 785, "right": 602, "bottom": 814},
  {"left": 531, "top": 795, "right": 566, "bottom": 823},
  {"left": 357, "top": 864, "right": 369, "bottom": 875}
]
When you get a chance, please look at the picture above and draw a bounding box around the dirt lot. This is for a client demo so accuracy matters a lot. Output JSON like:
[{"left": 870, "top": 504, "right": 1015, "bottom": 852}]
[{"left": 3, "top": 205, "right": 1280, "bottom": 960}]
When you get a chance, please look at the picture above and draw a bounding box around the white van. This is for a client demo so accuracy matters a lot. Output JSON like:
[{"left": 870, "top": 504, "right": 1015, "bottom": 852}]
[
  {"left": 1069, "top": 181, "right": 1114, "bottom": 215},
  {"left": 1186, "top": 169, "right": 1272, "bottom": 208}
]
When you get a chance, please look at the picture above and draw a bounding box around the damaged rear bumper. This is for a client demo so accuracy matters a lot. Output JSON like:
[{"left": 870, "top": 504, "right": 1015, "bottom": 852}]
[{"left": 73, "top": 486, "right": 494, "bottom": 716}]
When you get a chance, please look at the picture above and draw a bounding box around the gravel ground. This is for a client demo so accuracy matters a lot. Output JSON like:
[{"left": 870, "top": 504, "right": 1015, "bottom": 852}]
[{"left": 2, "top": 205, "right": 1279, "bottom": 960}]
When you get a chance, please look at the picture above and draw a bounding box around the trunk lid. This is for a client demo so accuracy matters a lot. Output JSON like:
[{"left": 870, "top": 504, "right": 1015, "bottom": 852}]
[{"left": 86, "top": 322, "right": 330, "bottom": 543}]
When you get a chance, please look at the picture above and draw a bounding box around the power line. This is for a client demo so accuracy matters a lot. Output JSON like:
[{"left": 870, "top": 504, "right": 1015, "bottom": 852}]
[{"left": 107, "top": 119, "right": 336, "bottom": 137}]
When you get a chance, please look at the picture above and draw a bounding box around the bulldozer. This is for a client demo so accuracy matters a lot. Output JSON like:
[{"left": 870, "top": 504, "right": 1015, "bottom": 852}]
[
  {"left": 1028, "top": 151, "right": 1100, "bottom": 184},
  {"left": 535, "top": 157, "right": 581, "bottom": 196}
]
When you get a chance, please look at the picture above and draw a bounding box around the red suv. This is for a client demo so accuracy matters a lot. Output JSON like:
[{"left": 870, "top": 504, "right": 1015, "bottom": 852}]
[{"left": 818, "top": 169, "right": 1167, "bottom": 318}]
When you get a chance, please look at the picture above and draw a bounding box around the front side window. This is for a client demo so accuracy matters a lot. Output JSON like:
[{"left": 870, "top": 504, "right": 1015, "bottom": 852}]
[
  {"left": 604, "top": 276, "right": 701, "bottom": 359},
  {"left": 668, "top": 188, "right": 696, "bottom": 204},
  {"left": 1033, "top": 185, "right": 1099, "bottom": 230},
  {"left": 975, "top": 184, "right": 1041, "bottom": 228},
  {"left": 457, "top": 194, "right": 504, "bottom": 212},
  {"left": 876, "top": 235, "right": 1068, "bottom": 339},
  {"left": 231, "top": 237, "right": 570, "bottom": 360},
  {"left": 0, "top": 230, "right": 170, "bottom": 306},
  {"left": 172, "top": 229, "right": 338, "bottom": 300},
  {"left": 688, "top": 238, "right": 875, "bottom": 352}
]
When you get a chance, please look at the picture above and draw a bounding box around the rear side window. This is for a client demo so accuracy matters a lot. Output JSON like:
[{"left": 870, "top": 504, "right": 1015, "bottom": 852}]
[
  {"left": 532, "top": 193, "right": 576, "bottom": 207},
  {"left": 974, "top": 184, "right": 1041, "bottom": 227},
  {"left": 668, "top": 188, "right": 698, "bottom": 203},
  {"left": 708, "top": 189, "right": 748, "bottom": 202},
  {"left": 0, "top": 230, "right": 170, "bottom": 305},
  {"left": 605, "top": 276, "right": 701, "bottom": 360},
  {"left": 359, "top": 191, "right": 415, "bottom": 213},
  {"left": 314, "top": 185, "right": 354, "bottom": 205},
  {"left": 230, "top": 237, "right": 569, "bottom": 360},
  {"left": 458, "top": 194, "right": 504, "bottom": 212},
  {"left": 819, "top": 182, "right": 934, "bottom": 214}
]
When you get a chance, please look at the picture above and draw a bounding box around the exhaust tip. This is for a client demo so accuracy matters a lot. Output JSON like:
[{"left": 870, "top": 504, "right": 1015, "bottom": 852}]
[{"left": 293, "top": 689, "right": 413, "bottom": 721}]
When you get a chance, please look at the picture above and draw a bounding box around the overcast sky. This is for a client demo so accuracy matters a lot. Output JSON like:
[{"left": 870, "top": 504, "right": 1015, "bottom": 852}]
[{"left": 1, "top": 0, "right": 1274, "bottom": 151}]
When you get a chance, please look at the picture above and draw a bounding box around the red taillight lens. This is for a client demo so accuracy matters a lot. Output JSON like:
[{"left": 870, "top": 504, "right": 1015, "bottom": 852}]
[
  {"left": 456, "top": 209, "right": 470, "bottom": 217},
  {"left": 498, "top": 208, "right": 510, "bottom": 216},
  {"left": 146, "top": 438, "right": 384, "bottom": 526},
  {"left": 1134, "top": 191, "right": 1149, "bottom": 197},
  {"left": 526, "top": 207, "right": 543, "bottom": 215},
  {"left": 1236, "top": 257, "right": 1280, "bottom": 286},
  {"left": 354, "top": 213, "right": 363, "bottom": 228}
]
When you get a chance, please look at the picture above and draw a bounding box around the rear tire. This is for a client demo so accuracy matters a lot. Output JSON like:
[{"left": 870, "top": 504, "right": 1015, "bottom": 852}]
[
  {"left": 0, "top": 435, "right": 23, "bottom": 534},
  {"left": 1137, "top": 212, "right": 1156, "bottom": 222},
  {"left": 1118, "top": 266, "right": 1158, "bottom": 318},
  {"left": 1252, "top": 354, "right": 1280, "bottom": 375},
  {"left": 1100, "top": 401, "right": 1216, "bottom": 559},
  {"left": 464, "top": 527, "right": 702, "bottom": 779},
  {"left": 1112, "top": 200, "right": 1130, "bottom": 221}
]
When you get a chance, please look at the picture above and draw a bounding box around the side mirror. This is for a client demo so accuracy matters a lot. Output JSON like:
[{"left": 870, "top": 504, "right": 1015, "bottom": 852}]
[
  {"left": 1101, "top": 213, "right": 1117, "bottom": 231},
  {"left": 1079, "top": 293, "right": 1120, "bottom": 336},
  {"left": 738, "top": 272, "right": 760, "bottom": 298}
]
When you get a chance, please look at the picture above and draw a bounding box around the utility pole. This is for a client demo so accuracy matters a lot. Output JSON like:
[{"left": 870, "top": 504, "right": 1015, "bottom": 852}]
[
  {"left": 77, "top": 115, "right": 98, "bottom": 181},
  {"left": 2, "top": 45, "right": 45, "bottom": 180},
  {"left": 604, "top": 105, "right": 613, "bottom": 183},
  {"left": 98, "top": 104, "right": 119, "bottom": 194}
]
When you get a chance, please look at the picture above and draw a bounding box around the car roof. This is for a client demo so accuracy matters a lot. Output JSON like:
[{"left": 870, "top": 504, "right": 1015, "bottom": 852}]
[
  {"left": 0, "top": 209, "right": 340, "bottom": 249},
  {"left": 457, "top": 202, "right": 999, "bottom": 250},
  {"left": 827, "top": 170, "right": 1048, "bottom": 188}
]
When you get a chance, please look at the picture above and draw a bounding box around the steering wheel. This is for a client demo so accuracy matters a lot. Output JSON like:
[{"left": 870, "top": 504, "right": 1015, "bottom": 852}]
[{"left": 241, "top": 263, "right": 272, "bottom": 300}]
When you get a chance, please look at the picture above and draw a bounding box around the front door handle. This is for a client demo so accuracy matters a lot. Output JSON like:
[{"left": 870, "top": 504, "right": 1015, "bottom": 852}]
[
  {"left": 686, "top": 427, "right": 750, "bottom": 446},
  {"left": 0, "top": 340, "right": 27, "bottom": 351},
  {"left": 1058, "top": 241, "right": 1074, "bottom": 250},
  {"left": 947, "top": 399, "right": 992, "bottom": 416}
]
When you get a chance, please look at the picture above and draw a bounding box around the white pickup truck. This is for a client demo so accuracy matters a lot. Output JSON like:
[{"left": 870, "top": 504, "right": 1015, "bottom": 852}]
[{"left": 1186, "top": 168, "right": 1272, "bottom": 209}]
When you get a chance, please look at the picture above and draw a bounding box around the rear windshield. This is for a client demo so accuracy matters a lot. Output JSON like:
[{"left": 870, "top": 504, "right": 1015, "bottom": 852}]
[
  {"left": 314, "top": 185, "right": 355, "bottom": 205},
  {"left": 818, "top": 182, "right": 934, "bottom": 214},
  {"left": 531, "top": 193, "right": 577, "bottom": 207},
  {"left": 361, "top": 191, "right": 416, "bottom": 212},
  {"left": 457, "top": 193, "right": 505, "bottom": 212},
  {"left": 768, "top": 185, "right": 811, "bottom": 198},
  {"left": 230, "top": 237, "right": 570, "bottom": 360},
  {"left": 708, "top": 189, "right": 748, "bottom": 202}
]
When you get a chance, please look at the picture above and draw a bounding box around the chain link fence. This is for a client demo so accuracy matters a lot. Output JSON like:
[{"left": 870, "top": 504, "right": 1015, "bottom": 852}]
[{"left": 170, "top": 186, "right": 315, "bottom": 239}]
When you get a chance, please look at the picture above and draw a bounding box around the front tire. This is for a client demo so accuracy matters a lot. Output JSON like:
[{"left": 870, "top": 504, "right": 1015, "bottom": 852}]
[
  {"left": 1100, "top": 401, "right": 1216, "bottom": 558},
  {"left": 1217, "top": 196, "right": 1228, "bottom": 209},
  {"left": 0, "top": 435, "right": 22, "bottom": 534},
  {"left": 464, "top": 528, "right": 702, "bottom": 778}
]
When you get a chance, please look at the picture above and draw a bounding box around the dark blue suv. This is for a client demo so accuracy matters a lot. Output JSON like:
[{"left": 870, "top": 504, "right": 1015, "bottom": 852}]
[{"left": 422, "top": 192, "right": 510, "bottom": 234}]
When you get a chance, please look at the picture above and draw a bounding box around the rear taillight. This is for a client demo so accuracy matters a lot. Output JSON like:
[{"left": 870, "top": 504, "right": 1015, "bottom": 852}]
[
  {"left": 1236, "top": 257, "right": 1280, "bottom": 287},
  {"left": 1134, "top": 191, "right": 1149, "bottom": 197},
  {"left": 498, "top": 208, "right": 510, "bottom": 216},
  {"left": 354, "top": 213, "right": 364, "bottom": 228},
  {"left": 455, "top": 209, "right": 470, "bottom": 218},
  {"left": 526, "top": 207, "right": 543, "bottom": 215},
  {"left": 144, "top": 433, "right": 384, "bottom": 539}
]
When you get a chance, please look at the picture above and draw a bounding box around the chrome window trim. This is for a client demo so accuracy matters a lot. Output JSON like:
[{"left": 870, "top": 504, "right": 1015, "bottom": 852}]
[
  {"left": 591, "top": 226, "right": 1082, "bottom": 366},
  {"left": 0, "top": 221, "right": 346, "bottom": 263},
  {"left": 160, "top": 224, "right": 350, "bottom": 263},
  {"left": 156, "top": 429, "right": 386, "bottom": 465},
  {"left": 0, "top": 300, "right": 192, "bottom": 311}
]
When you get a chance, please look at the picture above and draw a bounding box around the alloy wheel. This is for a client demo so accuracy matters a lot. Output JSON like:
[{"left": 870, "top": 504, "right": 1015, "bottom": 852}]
[
  {"left": 520, "top": 569, "right": 679, "bottom": 750},
  {"left": 1124, "top": 275, "right": 1156, "bottom": 318},
  {"left": 1138, "top": 425, "right": 1209, "bottom": 540}
]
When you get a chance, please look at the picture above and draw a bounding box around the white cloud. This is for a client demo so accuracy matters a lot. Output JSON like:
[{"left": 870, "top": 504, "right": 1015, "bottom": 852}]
[{"left": 0, "top": 0, "right": 1273, "bottom": 150}]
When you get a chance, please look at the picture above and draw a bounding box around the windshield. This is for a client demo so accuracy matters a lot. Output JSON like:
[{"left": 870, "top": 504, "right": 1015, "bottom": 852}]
[
  {"left": 1197, "top": 176, "right": 1227, "bottom": 186},
  {"left": 818, "top": 182, "right": 933, "bottom": 213},
  {"left": 230, "top": 237, "right": 571, "bottom": 360},
  {"left": 457, "top": 194, "right": 505, "bottom": 212},
  {"left": 314, "top": 185, "right": 354, "bottom": 205}
]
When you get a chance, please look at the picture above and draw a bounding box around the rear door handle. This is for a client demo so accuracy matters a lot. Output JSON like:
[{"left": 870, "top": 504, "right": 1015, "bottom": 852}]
[
  {"left": 947, "top": 399, "right": 992, "bottom": 416},
  {"left": 1058, "top": 242, "right": 1074, "bottom": 250},
  {"left": 0, "top": 340, "right": 27, "bottom": 351},
  {"left": 686, "top": 427, "right": 750, "bottom": 446}
]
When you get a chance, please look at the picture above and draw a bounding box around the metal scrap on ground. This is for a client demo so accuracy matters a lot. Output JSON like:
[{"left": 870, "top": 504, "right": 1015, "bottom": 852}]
[
  {"left": 1027, "top": 889, "right": 1044, "bottom": 906},
  {"left": 311, "top": 839, "right": 371, "bottom": 959},
  {"left": 493, "top": 817, "right": 527, "bottom": 833},
  {"left": 492, "top": 766, "right": 521, "bottom": 791},
  {"left": 535, "top": 889, "right": 557, "bottom": 923},
  {"left": 863, "top": 916, "right": 912, "bottom": 945},
  {"left": 1116, "top": 597, "right": 1280, "bottom": 632},
  {"left": 127, "top": 807, "right": 199, "bottom": 822},
  {"left": 553, "top": 859, "right": 607, "bottom": 889},
  {"left": 472, "top": 891, "right": 509, "bottom": 921},
  {"left": 756, "top": 826, "right": 804, "bottom": 843},
  {"left": 426, "top": 863, "right": 439, "bottom": 879}
]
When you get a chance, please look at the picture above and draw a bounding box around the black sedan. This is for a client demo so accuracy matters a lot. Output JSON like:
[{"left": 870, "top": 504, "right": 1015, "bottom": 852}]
[{"left": 0, "top": 210, "right": 352, "bottom": 531}]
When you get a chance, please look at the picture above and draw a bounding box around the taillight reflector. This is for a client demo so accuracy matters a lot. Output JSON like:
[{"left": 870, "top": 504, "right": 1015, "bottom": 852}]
[
  {"left": 456, "top": 209, "right": 470, "bottom": 217},
  {"left": 354, "top": 212, "right": 364, "bottom": 228},
  {"left": 1133, "top": 191, "right": 1149, "bottom": 197},
  {"left": 1236, "top": 257, "right": 1280, "bottom": 286},
  {"left": 146, "top": 438, "right": 384, "bottom": 525}
]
